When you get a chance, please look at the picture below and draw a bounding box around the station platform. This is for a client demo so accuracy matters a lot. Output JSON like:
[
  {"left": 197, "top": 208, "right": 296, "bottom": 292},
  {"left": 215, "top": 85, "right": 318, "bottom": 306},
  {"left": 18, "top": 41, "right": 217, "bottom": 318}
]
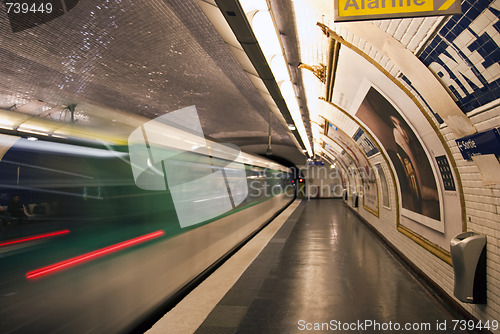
[{"left": 147, "top": 199, "right": 471, "bottom": 334}]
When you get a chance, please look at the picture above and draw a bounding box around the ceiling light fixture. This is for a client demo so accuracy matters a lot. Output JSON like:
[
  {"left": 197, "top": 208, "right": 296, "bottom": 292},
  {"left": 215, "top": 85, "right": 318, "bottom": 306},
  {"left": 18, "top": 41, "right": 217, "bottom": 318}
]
[
  {"left": 0, "top": 122, "right": 15, "bottom": 130},
  {"left": 17, "top": 127, "right": 48, "bottom": 136},
  {"left": 239, "top": 0, "right": 313, "bottom": 157}
]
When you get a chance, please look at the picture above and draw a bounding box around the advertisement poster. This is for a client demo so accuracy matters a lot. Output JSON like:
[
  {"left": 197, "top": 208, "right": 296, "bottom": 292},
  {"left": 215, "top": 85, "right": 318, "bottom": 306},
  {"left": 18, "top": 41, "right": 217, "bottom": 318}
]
[
  {"left": 355, "top": 87, "right": 440, "bottom": 221},
  {"left": 327, "top": 123, "right": 378, "bottom": 215},
  {"left": 353, "top": 128, "right": 379, "bottom": 157}
]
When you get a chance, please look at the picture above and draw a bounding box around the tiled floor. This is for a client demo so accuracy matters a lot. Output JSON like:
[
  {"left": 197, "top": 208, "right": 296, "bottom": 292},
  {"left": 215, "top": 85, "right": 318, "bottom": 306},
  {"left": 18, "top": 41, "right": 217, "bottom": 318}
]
[{"left": 196, "top": 199, "right": 471, "bottom": 333}]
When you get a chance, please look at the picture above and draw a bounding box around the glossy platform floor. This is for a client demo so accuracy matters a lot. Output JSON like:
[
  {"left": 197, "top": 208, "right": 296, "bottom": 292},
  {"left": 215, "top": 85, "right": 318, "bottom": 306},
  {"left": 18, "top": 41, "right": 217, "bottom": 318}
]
[{"left": 194, "top": 199, "right": 470, "bottom": 334}]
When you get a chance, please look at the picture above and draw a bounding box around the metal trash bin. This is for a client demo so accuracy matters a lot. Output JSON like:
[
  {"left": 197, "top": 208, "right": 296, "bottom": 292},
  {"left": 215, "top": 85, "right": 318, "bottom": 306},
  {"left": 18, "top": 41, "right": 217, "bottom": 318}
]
[
  {"left": 450, "top": 232, "right": 487, "bottom": 304},
  {"left": 342, "top": 189, "right": 348, "bottom": 201},
  {"left": 352, "top": 192, "right": 359, "bottom": 208}
]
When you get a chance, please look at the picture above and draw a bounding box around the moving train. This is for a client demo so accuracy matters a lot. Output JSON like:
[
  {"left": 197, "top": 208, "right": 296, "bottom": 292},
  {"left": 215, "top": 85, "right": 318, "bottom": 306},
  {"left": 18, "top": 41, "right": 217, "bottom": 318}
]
[{"left": 0, "top": 109, "right": 295, "bottom": 333}]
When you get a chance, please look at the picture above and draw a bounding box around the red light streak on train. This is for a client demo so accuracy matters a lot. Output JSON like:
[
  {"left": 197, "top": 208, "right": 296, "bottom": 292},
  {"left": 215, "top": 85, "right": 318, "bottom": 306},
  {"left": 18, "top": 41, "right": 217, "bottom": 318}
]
[
  {"left": 0, "top": 229, "right": 70, "bottom": 248},
  {"left": 26, "top": 230, "right": 165, "bottom": 279}
]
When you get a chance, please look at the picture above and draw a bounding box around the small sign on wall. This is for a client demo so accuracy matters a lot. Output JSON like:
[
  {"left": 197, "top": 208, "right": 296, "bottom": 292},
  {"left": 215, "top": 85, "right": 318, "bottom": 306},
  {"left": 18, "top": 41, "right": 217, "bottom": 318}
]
[
  {"left": 455, "top": 128, "right": 500, "bottom": 161},
  {"left": 307, "top": 160, "right": 325, "bottom": 166},
  {"left": 435, "top": 155, "right": 456, "bottom": 191}
]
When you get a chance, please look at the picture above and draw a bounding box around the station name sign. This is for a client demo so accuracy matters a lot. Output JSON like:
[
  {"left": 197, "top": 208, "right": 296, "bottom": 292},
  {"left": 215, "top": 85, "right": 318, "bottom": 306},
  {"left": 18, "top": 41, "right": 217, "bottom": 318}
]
[
  {"left": 307, "top": 160, "right": 325, "bottom": 166},
  {"left": 455, "top": 128, "right": 500, "bottom": 161},
  {"left": 334, "top": 0, "right": 460, "bottom": 21}
]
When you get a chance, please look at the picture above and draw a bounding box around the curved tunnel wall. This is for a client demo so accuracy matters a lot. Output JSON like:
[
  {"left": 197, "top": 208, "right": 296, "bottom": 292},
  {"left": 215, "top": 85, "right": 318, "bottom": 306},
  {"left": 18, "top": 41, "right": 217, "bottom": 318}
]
[
  {"left": 0, "top": 0, "right": 498, "bottom": 329},
  {"left": 312, "top": 0, "right": 500, "bottom": 326}
]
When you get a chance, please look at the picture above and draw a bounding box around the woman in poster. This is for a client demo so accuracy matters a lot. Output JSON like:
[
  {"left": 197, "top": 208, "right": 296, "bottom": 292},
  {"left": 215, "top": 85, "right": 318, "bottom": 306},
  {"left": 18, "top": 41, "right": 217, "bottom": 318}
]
[{"left": 356, "top": 88, "right": 440, "bottom": 221}]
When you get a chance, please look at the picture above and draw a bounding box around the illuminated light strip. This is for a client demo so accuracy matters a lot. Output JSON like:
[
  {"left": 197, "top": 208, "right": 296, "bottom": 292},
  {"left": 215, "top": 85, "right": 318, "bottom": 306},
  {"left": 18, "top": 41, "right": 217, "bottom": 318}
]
[
  {"left": 239, "top": 0, "right": 313, "bottom": 157},
  {"left": 0, "top": 230, "right": 70, "bottom": 248},
  {"left": 26, "top": 230, "right": 165, "bottom": 279}
]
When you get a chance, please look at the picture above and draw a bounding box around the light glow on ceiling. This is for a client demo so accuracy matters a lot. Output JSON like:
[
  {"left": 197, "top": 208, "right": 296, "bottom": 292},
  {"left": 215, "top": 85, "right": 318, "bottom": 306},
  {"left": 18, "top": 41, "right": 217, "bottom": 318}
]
[
  {"left": 251, "top": 11, "right": 283, "bottom": 61},
  {"left": 239, "top": 0, "right": 313, "bottom": 157},
  {"left": 0, "top": 120, "right": 15, "bottom": 130},
  {"left": 292, "top": 0, "right": 333, "bottom": 156}
]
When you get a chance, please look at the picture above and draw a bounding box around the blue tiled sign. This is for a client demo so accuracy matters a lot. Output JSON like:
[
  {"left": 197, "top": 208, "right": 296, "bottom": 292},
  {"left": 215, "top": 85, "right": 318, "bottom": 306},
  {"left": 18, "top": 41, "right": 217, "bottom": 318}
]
[
  {"left": 455, "top": 127, "right": 500, "bottom": 160},
  {"left": 419, "top": 0, "right": 500, "bottom": 113}
]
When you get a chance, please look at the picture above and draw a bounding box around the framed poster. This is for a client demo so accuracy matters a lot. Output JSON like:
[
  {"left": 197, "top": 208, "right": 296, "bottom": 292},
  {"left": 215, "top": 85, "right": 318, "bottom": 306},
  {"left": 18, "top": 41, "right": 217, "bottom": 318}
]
[
  {"left": 326, "top": 122, "right": 378, "bottom": 216},
  {"left": 355, "top": 87, "right": 440, "bottom": 221},
  {"left": 353, "top": 128, "right": 379, "bottom": 157}
]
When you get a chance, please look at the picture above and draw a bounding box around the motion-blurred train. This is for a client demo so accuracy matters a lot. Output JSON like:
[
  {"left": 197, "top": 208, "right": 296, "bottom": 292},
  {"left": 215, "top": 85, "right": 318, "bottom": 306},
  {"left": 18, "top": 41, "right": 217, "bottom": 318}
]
[{"left": 0, "top": 108, "right": 295, "bottom": 333}]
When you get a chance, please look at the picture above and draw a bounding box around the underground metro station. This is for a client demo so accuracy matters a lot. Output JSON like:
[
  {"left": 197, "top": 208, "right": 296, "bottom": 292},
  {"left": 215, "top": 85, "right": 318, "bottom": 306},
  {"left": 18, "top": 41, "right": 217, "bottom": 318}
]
[{"left": 0, "top": 0, "right": 499, "bottom": 333}]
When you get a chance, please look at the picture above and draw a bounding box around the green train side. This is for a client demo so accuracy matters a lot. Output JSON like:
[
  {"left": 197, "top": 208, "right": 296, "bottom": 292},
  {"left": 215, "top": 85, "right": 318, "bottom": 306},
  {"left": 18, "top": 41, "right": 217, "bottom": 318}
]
[{"left": 0, "top": 133, "right": 294, "bottom": 333}]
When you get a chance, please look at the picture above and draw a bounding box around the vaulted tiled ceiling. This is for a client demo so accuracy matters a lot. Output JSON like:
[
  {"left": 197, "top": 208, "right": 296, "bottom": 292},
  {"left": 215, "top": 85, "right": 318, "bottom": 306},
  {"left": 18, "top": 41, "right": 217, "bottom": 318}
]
[
  {"left": 0, "top": 0, "right": 490, "bottom": 168},
  {"left": 0, "top": 0, "right": 305, "bottom": 165}
]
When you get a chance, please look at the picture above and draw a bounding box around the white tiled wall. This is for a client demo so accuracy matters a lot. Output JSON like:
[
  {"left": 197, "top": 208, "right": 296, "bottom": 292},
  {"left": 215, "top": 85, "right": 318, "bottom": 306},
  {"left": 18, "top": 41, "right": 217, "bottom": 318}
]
[
  {"left": 302, "top": 0, "right": 499, "bottom": 328},
  {"left": 348, "top": 104, "right": 500, "bottom": 332},
  {"left": 462, "top": 106, "right": 500, "bottom": 325}
]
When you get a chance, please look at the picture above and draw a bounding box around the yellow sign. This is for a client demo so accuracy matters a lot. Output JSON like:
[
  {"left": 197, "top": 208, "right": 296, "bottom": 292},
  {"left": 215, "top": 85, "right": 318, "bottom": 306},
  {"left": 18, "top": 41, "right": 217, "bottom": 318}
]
[
  {"left": 340, "top": 0, "right": 432, "bottom": 16},
  {"left": 335, "top": 0, "right": 460, "bottom": 21}
]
